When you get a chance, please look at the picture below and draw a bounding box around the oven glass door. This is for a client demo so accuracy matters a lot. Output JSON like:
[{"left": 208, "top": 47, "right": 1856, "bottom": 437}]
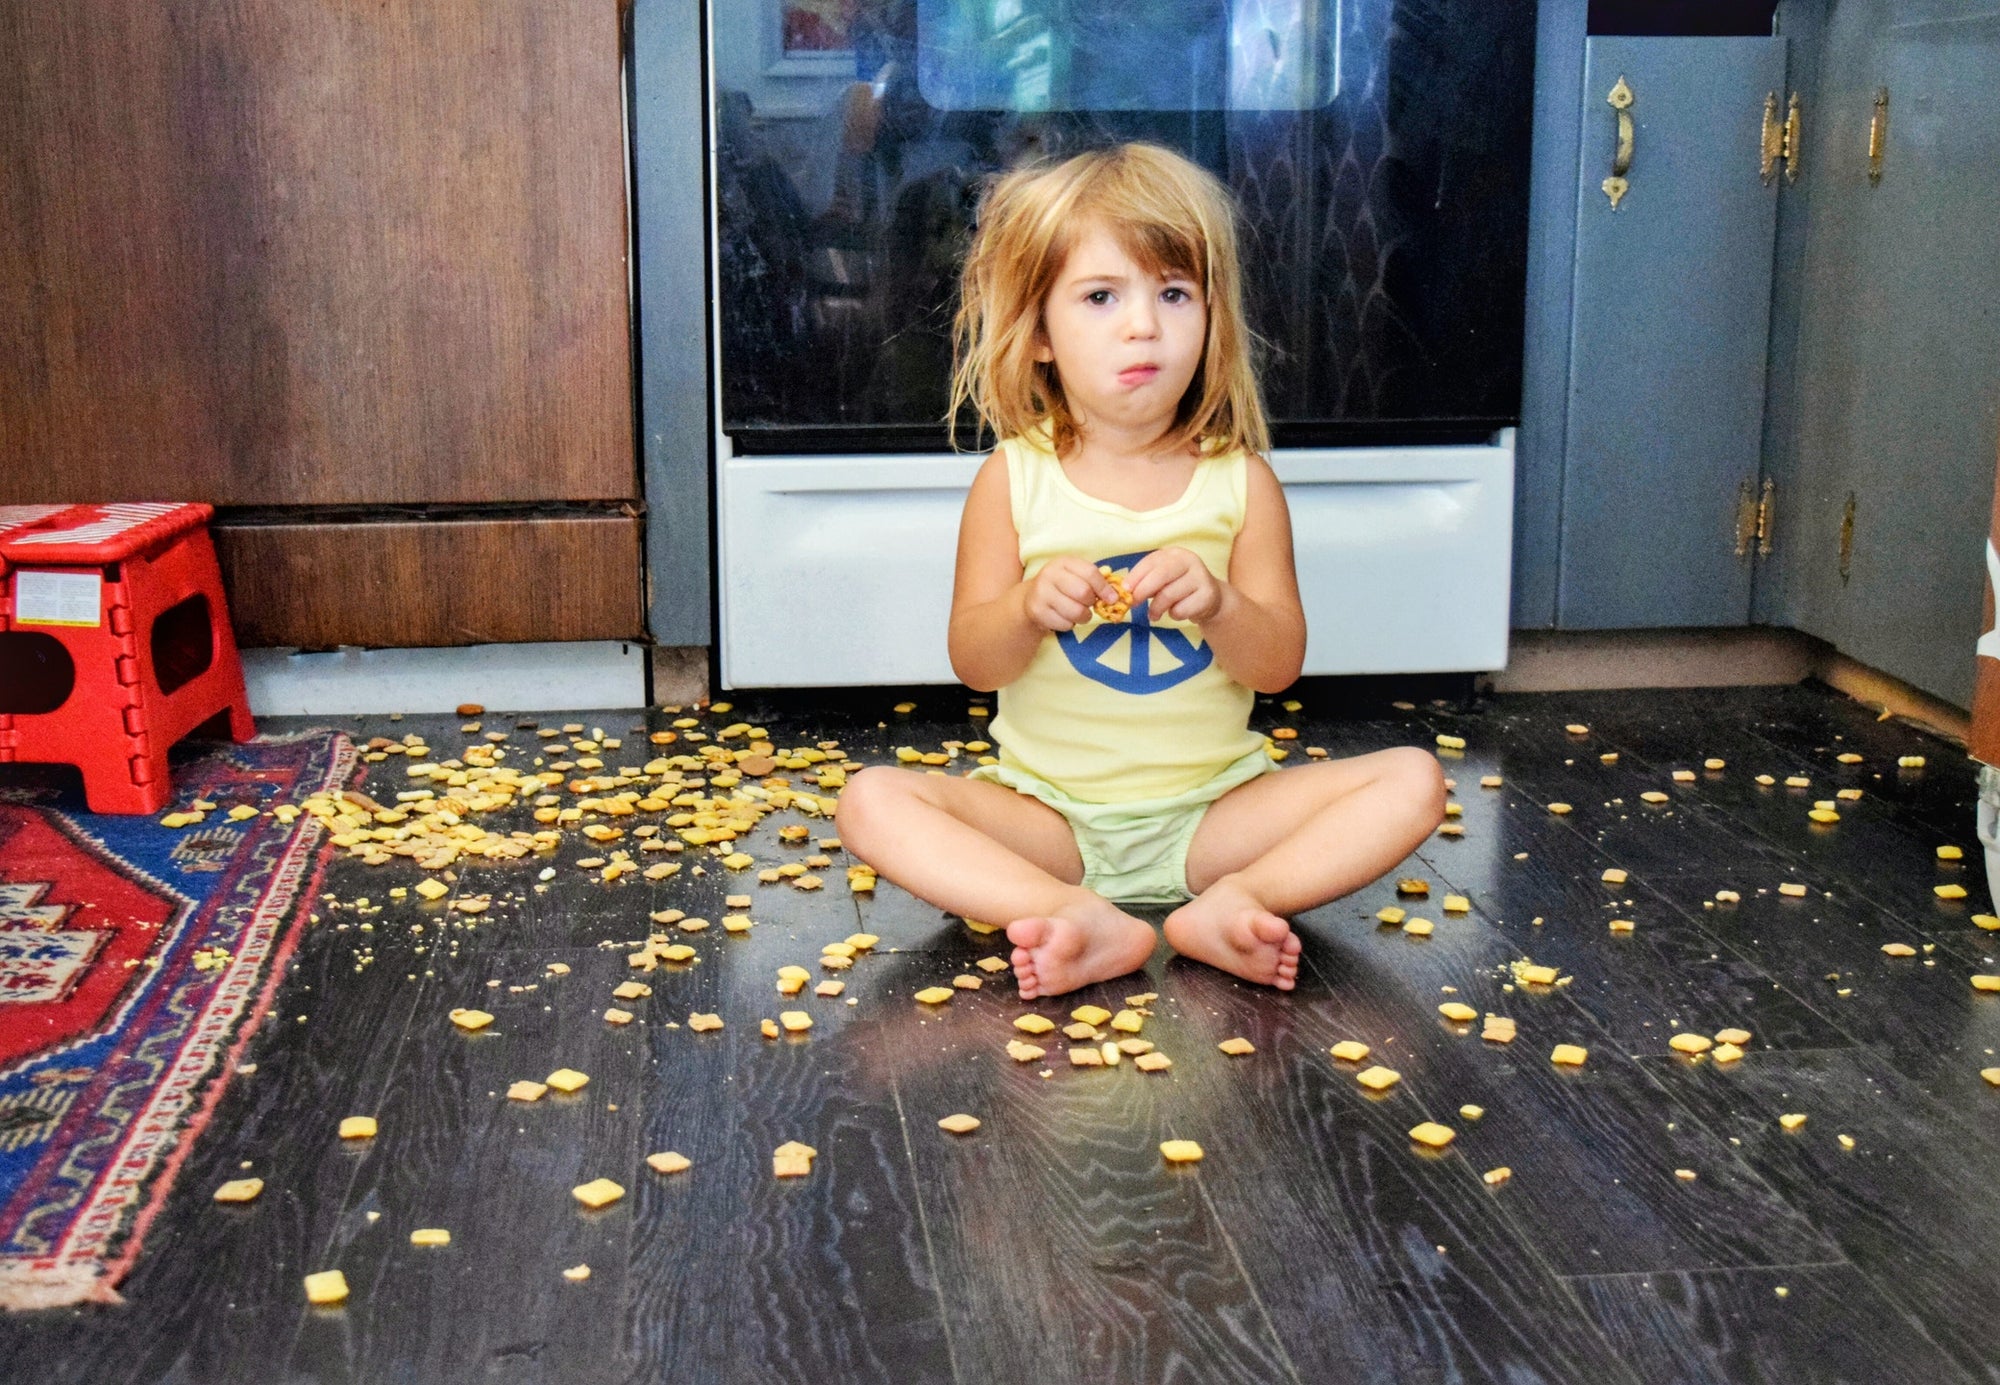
[{"left": 711, "top": 0, "right": 1536, "bottom": 453}]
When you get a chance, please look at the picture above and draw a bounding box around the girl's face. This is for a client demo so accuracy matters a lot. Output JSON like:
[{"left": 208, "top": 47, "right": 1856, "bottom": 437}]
[{"left": 1035, "top": 223, "right": 1207, "bottom": 447}]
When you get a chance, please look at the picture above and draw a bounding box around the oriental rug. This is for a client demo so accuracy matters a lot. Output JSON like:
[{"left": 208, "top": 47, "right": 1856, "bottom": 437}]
[{"left": 0, "top": 730, "right": 354, "bottom": 1308}]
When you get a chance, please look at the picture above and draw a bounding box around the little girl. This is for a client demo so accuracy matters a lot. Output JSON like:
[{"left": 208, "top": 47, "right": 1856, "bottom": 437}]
[{"left": 837, "top": 143, "right": 1446, "bottom": 999}]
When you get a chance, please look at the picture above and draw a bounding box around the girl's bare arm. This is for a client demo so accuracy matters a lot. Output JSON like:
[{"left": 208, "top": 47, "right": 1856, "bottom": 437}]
[
  {"left": 948, "top": 454, "right": 1042, "bottom": 692},
  {"left": 1202, "top": 455, "right": 1307, "bottom": 694}
]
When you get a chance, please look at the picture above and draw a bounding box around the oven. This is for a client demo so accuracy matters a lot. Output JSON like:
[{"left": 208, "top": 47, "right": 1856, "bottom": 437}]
[{"left": 700, "top": 0, "right": 1536, "bottom": 688}]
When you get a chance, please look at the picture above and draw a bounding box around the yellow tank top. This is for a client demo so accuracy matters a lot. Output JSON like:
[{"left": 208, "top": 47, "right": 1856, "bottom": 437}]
[{"left": 989, "top": 428, "right": 1265, "bottom": 803}]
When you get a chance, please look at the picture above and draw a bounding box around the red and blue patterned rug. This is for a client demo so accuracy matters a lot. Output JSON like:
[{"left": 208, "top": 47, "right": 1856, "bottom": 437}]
[{"left": 0, "top": 731, "right": 354, "bottom": 1308}]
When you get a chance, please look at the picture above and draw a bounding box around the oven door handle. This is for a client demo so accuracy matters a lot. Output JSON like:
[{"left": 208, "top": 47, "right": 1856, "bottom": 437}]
[{"left": 1603, "top": 76, "right": 1635, "bottom": 209}]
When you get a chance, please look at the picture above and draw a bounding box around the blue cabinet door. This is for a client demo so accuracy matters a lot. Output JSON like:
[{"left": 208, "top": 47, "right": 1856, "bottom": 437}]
[
  {"left": 1776, "top": 2, "right": 2000, "bottom": 709},
  {"left": 1558, "top": 37, "right": 1788, "bottom": 629}
]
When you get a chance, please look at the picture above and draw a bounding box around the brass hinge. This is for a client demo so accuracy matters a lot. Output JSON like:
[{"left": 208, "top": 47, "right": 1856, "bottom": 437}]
[
  {"left": 1735, "top": 479, "right": 1759, "bottom": 557},
  {"left": 1757, "top": 478, "right": 1775, "bottom": 557},
  {"left": 1839, "top": 491, "right": 1856, "bottom": 581},
  {"left": 1762, "top": 93, "right": 1783, "bottom": 184},
  {"left": 1783, "top": 92, "right": 1803, "bottom": 182}
]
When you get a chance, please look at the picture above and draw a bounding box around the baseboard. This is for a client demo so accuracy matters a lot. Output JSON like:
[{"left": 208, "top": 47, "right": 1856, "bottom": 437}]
[
  {"left": 1490, "top": 628, "right": 1821, "bottom": 694},
  {"left": 1812, "top": 651, "right": 1970, "bottom": 746},
  {"left": 1490, "top": 627, "right": 1972, "bottom": 747},
  {"left": 241, "top": 641, "right": 648, "bottom": 716},
  {"left": 648, "top": 645, "right": 711, "bottom": 707}
]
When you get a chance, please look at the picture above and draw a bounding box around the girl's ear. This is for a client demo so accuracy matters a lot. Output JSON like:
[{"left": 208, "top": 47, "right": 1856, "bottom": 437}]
[{"left": 1031, "top": 321, "right": 1054, "bottom": 363}]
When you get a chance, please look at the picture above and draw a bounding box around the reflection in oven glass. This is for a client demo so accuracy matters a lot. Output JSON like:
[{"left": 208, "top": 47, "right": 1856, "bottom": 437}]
[{"left": 712, "top": 0, "right": 1536, "bottom": 448}]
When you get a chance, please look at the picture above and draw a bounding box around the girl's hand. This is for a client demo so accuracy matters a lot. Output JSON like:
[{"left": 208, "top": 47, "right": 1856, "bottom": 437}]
[
  {"left": 1127, "top": 547, "right": 1224, "bottom": 624},
  {"left": 1023, "top": 557, "right": 1117, "bottom": 632}
]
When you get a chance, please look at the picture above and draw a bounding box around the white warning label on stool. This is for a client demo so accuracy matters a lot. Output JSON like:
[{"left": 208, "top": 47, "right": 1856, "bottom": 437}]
[{"left": 13, "top": 570, "right": 102, "bottom": 627}]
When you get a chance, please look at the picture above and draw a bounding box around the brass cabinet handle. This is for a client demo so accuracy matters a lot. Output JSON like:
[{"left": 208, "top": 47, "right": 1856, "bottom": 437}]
[
  {"left": 1869, "top": 87, "right": 1888, "bottom": 181},
  {"left": 1604, "top": 77, "right": 1635, "bottom": 209}
]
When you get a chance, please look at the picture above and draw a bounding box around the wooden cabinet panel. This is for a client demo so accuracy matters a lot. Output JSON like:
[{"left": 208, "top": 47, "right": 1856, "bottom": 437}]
[
  {"left": 214, "top": 515, "right": 643, "bottom": 649},
  {"left": 0, "top": 2, "right": 633, "bottom": 506}
]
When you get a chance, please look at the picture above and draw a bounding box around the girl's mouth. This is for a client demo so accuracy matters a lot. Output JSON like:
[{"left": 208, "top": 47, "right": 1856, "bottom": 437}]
[{"left": 1117, "top": 365, "right": 1160, "bottom": 386}]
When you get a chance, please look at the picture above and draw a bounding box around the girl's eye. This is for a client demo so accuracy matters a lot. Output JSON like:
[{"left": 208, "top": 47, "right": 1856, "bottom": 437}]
[
  {"left": 1162, "top": 286, "right": 1193, "bottom": 304},
  {"left": 1085, "top": 290, "right": 1112, "bottom": 306}
]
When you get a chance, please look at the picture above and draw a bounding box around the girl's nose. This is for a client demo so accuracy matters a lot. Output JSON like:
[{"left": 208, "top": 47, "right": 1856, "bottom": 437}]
[{"left": 1123, "top": 299, "right": 1159, "bottom": 338}]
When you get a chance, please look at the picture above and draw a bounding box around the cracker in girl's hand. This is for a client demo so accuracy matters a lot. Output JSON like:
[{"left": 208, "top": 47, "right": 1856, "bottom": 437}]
[{"left": 1093, "top": 567, "right": 1134, "bottom": 622}]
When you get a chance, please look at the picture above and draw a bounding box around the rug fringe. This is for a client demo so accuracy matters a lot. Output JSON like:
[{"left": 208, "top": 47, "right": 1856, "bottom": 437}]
[{"left": 0, "top": 1261, "right": 126, "bottom": 1310}]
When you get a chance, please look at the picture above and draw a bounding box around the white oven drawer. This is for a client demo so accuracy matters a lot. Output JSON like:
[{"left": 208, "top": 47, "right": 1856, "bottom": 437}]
[{"left": 717, "top": 433, "right": 1513, "bottom": 688}]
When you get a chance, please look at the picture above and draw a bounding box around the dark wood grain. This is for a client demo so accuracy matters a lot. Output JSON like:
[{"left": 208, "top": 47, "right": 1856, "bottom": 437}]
[
  {"left": 0, "top": 2, "right": 633, "bottom": 506},
  {"left": 9, "top": 684, "right": 2000, "bottom": 1385},
  {"left": 1147, "top": 960, "right": 1645, "bottom": 1385},
  {"left": 215, "top": 516, "right": 643, "bottom": 649},
  {"left": 868, "top": 957, "right": 1299, "bottom": 1385},
  {"left": 1647, "top": 1048, "right": 2000, "bottom": 1381},
  {"left": 1571, "top": 1265, "right": 1972, "bottom": 1385}
]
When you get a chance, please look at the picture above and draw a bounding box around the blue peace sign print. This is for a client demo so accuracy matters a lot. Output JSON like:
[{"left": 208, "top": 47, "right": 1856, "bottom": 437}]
[{"left": 1056, "top": 549, "right": 1213, "bottom": 695}]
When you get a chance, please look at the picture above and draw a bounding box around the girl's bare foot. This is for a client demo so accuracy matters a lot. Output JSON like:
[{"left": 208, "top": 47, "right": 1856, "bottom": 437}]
[
  {"left": 1007, "top": 894, "right": 1157, "bottom": 1000},
  {"left": 1162, "top": 875, "right": 1301, "bottom": 990}
]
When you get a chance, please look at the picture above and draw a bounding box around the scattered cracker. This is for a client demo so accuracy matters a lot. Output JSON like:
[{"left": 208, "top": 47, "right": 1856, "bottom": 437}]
[
  {"left": 816, "top": 980, "right": 846, "bottom": 997},
  {"left": 1669, "top": 1033, "right": 1712, "bottom": 1055},
  {"left": 915, "top": 987, "right": 955, "bottom": 1005},
  {"left": 1160, "top": 1139, "right": 1204, "bottom": 1164},
  {"left": 1439, "top": 1002, "right": 1478, "bottom": 1023},
  {"left": 1329, "top": 1041, "right": 1370, "bottom": 1062},
  {"left": 1006, "top": 1040, "right": 1047, "bottom": 1063},
  {"left": 449, "top": 1008, "right": 495, "bottom": 1032},
  {"left": 1778, "top": 1113, "right": 1808, "bottom": 1131},
  {"left": 546, "top": 1068, "right": 590, "bottom": 1092},
  {"left": 953, "top": 975, "right": 982, "bottom": 991},
  {"left": 1483, "top": 1167, "right": 1512, "bottom": 1186},
  {"left": 604, "top": 1008, "right": 634, "bottom": 1025},
  {"left": 1550, "top": 1044, "right": 1588, "bottom": 1066},
  {"left": 213, "top": 1178, "right": 264, "bottom": 1204},
  {"left": 976, "top": 957, "right": 1010, "bottom": 973},
  {"left": 937, "top": 1114, "right": 981, "bottom": 1134},
  {"left": 410, "top": 1228, "right": 451, "bottom": 1248},
  {"left": 1134, "top": 1052, "right": 1172, "bottom": 1072},
  {"left": 647, "top": 1151, "right": 692, "bottom": 1174},
  {"left": 612, "top": 981, "right": 652, "bottom": 1001},
  {"left": 1356, "top": 1065, "right": 1402, "bottom": 1092},
  {"left": 304, "top": 1270, "right": 349, "bottom": 1306},
  {"left": 562, "top": 1264, "right": 592, "bottom": 1281},
  {"left": 1014, "top": 1015, "right": 1057, "bottom": 1034},
  {"left": 780, "top": 1010, "right": 812, "bottom": 1033},
  {"left": 1403, "top": 917, "right": 1435, "bottom": 937},
  {"left": 508, "top": 1080, "right": 548, "bottom": 1102},
  {"left": 1715, "top": 1028, "right": 1753, "bottom": 1046},
  {"left": 1069, "top": 1048, "right": 1104, "bottom": 1067},
  {"left": 1408, "top": 1122, "right": 1456, "bottom": 1149},
  {"left": 1218, "top": 1037, "right": 1256, "bottom": 1056},
  {"left": 338, "top": 1116, "right": 378, "bottom": 1140}
]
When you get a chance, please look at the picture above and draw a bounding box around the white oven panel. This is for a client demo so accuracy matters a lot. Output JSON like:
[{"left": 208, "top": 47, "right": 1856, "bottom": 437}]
[{"left": 717, "top": 433, "right": 1513, "bottom": 688}]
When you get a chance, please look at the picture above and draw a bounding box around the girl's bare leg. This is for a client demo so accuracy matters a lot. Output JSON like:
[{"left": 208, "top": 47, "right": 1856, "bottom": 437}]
[
  {"left": 1163, "top": 747, "right": 1448, "bottom": 989},
  {"left": 835, "top": 768, "right": 1157, "bottom": 998}
]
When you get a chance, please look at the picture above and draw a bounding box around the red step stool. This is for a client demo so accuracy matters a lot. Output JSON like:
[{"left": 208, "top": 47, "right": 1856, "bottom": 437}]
[{"left": 0, "top": 502, "right": 255, "bottom": 814}]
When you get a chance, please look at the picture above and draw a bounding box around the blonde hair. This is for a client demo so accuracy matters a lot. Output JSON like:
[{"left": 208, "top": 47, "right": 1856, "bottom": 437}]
[{"left": 949, "top": 143, "right": 1269, "bottom": 459}]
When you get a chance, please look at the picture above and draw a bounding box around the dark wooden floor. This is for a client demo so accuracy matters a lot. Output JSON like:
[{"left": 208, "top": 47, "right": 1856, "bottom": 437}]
[{"left": 3, "top": 680, "right": 1997, "bottom": 1385}]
